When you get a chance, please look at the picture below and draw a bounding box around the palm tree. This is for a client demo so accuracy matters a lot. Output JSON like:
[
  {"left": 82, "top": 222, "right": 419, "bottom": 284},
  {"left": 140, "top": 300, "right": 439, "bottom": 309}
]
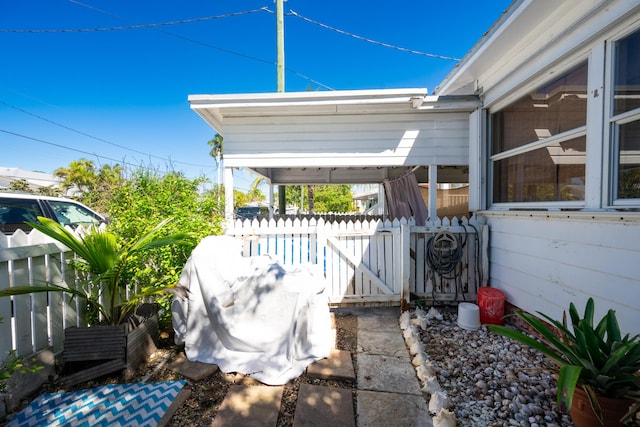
[
  {"left": 208, "top": 133, "right": 224, "bottom": 160},
  {"left": 208, "top": 134, "right": 224, "bottom": 202},
  {"left": 54, "top": 159, "right": 97, "bottom": 194},
  {"left": 247, "top": 176, "right": 266, "bottom": 204}
]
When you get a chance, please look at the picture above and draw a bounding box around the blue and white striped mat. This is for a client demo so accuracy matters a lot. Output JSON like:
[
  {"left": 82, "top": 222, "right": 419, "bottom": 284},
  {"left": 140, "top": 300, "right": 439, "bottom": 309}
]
[{"left": 8, "top": 380, "right": 186, "bottom": 427}]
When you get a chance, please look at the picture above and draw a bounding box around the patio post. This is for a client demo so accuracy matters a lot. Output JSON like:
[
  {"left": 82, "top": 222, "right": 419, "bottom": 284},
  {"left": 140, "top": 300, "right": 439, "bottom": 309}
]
[
  {"left": 428, "top": 164, "right": 438, "bottom": 220},
  {"left": 224, "top": 167, "right": 234, "bottom": 221}
]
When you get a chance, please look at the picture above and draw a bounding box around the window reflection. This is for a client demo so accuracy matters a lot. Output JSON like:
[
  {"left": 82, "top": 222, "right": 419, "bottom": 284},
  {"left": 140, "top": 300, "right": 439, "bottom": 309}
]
[{"left": 493, "top": 137, "right": 586, "bottom": 203}]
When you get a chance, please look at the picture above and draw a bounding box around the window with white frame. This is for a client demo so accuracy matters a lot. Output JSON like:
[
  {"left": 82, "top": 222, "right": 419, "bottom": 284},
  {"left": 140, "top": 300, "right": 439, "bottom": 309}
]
[
  {"left": 610, "top": 28, "right": 640, "bottom": 204},
  {"left": 489, "top": 62, "right": 588, "bottom": 205}
]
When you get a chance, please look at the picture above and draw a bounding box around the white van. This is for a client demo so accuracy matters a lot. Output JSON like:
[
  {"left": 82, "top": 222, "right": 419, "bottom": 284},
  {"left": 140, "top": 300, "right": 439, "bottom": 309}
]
[{"left": 0, "top": 192, "right": 106, "bottom": 234}]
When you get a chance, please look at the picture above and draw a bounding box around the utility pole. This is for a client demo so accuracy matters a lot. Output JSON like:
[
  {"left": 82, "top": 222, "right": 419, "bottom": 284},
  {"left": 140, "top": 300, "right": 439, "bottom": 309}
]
[
  {"left": 276, "top": 0, "right": 286, "bottom": 215},
  {"left": 277, "top": 0, "right": 285, "bottom": 93}
]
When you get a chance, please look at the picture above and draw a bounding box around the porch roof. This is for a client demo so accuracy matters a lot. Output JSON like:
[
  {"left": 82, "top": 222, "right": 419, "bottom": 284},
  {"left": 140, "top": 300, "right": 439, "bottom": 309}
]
[{"left": 188, "top": 89, "right": 480, "bottom": 185}]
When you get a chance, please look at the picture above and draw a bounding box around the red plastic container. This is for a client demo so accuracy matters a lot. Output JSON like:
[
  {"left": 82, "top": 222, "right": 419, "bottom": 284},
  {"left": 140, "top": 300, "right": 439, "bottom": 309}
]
[{"left": 477, "top": 287, "right": 505, "bottom": 325}]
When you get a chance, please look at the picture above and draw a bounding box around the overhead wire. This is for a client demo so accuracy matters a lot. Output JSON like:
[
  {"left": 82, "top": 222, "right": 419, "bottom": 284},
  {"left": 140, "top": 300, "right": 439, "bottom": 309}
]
[
  {"left": 1, "top": 2, "right": 462, "bottom": 183},
  {"left": 0, "top": 129, "right": 146, "bottom": 169},
  {"left": 67, "top": 1, "right": 334, "bottom": 90},
  {"left": 0, "top": 7, "right": 269, "bottom": 33},
  {"left": 286, "top": 9, "right": 461, "bottom": 62},
  {"left": 0, "top": 100, "right": 215, "bottom": 169},
  {"left": 1, "top": 128, "right": 254, "bottom": 188}
]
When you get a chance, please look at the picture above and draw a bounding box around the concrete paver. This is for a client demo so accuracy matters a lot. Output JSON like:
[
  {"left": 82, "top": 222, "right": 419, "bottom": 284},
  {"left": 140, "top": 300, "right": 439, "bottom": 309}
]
[
  {"left": 357, "top": 390, "right": 432, "bottom": 427},
  {"left": 357, "top": 329, "right": 410, "bottom": 359},
  {"left": 357, "top": 313, "right": 401, "bottom": 332},
  {"left": 211, "top": 384, "right": 284, "bottom": 427},
  {"left": 293, "top": 384, "right": 355, "bottom": 427},
  {"left": 357, "top": 353, "right": 422, "bottom": 395},
  {"left": 167, "top": 353, "right": 218, "bottom": 380},
  {"left": 307, "top": 349, "right": 356, "bottom": 382}
]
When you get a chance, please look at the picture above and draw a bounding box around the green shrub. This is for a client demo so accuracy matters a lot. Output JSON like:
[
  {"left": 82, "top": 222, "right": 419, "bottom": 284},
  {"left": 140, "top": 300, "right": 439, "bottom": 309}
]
[{"left": 103, "top": 170, "right": 224, "bottom": 323}]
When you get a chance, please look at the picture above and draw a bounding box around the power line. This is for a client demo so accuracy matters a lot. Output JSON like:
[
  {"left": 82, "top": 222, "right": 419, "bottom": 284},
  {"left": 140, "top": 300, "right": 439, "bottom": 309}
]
[
  {"left": 0, "top": 7, "right": 268, "bottom": 33},
  {"left": 0, "top": 100, "right": 216, "bottom": 169},
  {"left": 0, "top": 128, "right": 140, "bottom": 168},
  {"left": 286, "top": 9, "right": 461, "bottom": 62},
  {"left": 69, "top": 1, "right": 335, "bottom": 90},
  {"left": 1, "top": 128, "right": 256, "bottom": 189}
]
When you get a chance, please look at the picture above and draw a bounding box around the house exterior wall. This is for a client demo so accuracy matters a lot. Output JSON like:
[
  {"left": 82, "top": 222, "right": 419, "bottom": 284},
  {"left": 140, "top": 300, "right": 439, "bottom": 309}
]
[
  {"left": 483, "top": 212, "right": 640, "bottom": 335},
  {"left": 221, "top": 111, "right": 470, "bottom": 168},
  {"left": 442, "top": 1, "right": 640, "bottom": 334}
]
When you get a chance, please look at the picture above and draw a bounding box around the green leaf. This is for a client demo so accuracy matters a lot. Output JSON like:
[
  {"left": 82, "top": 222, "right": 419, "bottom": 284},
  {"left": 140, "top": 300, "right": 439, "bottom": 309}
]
[
  {"left": 489, "top": 324, "right": 566, "bottom": 365},
  {"left": 557, "top": 364, "right": 582, "bottom": 413},
  {"left": 605, "top": 310, "right": 622, "bottom": 344},
  {"left": 582, "top": 298, "right": 595, "bottom": 329}
]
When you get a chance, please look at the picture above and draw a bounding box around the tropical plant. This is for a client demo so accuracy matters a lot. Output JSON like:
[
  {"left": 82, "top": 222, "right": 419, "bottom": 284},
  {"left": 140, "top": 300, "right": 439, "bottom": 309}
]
[
  {"left": 489, "top": 298, "right": 640, "bottom": 425},
  {"left": 0, "top": 216, "right": 191, "bottom": 326}
]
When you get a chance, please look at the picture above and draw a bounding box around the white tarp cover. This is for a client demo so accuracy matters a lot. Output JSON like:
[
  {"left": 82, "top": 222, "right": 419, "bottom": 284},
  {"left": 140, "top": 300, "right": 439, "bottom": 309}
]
[{"left": 172, "top": 235, "right": 332, "bottom": 385}]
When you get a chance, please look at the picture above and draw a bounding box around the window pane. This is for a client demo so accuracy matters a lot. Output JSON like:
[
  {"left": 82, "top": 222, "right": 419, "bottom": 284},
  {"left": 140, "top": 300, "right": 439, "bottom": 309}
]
[
  {"left": 616, "top": 120, "right": 640, "bottom": 199},
  {"left": 493, "top": 137, "right": 586, "bottom": 203},
  {"left": 492, "top": 62, "right": 588, "bottom": 153},
  {"left": 614, "top": 29, "right": 640, "bottom": 115}
]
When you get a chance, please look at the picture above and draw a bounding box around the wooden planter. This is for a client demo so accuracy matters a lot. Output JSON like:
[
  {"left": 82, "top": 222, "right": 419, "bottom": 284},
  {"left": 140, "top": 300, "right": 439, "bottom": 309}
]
[{"left": 61, "top": 304, "right": 159, "bottom": 386}]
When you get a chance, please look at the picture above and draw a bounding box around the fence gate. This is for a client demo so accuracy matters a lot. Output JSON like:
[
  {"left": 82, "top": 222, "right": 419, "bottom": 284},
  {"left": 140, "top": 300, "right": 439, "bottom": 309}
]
[{"left": 318, "top": 221, "right": 408, "bottom": 305}]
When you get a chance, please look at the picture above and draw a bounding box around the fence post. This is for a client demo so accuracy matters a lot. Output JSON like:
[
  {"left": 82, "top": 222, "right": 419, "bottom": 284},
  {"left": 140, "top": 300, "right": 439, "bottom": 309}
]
[{"left": 400, "top": 223, "right": 411, "bottom": 311}]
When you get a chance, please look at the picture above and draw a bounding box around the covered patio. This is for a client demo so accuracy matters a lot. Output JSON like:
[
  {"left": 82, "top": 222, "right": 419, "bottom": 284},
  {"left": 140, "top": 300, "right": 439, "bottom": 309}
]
[{"left": 188, "top": 88, "right": 480, "bottom": 220}]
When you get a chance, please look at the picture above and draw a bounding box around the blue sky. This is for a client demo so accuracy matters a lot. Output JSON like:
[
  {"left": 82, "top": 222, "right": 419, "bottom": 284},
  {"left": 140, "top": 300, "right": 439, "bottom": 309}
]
[{"left": 1, "top": 0, "right": 512, "bottom": 191}]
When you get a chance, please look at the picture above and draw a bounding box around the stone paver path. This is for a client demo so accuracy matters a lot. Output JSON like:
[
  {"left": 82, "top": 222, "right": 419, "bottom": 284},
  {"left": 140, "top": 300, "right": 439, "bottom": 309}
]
[{"left": 169, "top": 307, "right": 432, "bottom": 426}]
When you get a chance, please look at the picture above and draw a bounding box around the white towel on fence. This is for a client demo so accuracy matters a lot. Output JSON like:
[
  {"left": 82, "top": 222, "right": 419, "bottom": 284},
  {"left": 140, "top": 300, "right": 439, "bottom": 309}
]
[{"left": 172, "top": 235, "right": 332, "bottom": 385}]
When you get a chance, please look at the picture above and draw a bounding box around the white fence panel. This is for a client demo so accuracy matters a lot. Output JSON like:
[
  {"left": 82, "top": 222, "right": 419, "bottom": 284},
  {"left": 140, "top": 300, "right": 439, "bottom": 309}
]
[{"left": 0, "top": 228, "right": 86, "bottom": 359}]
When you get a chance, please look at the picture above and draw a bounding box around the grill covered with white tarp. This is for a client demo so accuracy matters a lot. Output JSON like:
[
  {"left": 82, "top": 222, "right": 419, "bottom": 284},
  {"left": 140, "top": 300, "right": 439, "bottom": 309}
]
[{"left": 172, "top": 235, "right": 332, "bottom": 385}]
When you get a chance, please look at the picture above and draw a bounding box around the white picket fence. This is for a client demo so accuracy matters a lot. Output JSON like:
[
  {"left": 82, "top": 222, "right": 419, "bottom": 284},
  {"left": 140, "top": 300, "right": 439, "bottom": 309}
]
[
  {"left": 0, "top": 229, "right": 86, "bottom": 360},
  {"left": 225, "top": 215, "right": 488, "bottom": 306},
  {"left": 0, "top": 215, "right": 487, "bottom": 360}
]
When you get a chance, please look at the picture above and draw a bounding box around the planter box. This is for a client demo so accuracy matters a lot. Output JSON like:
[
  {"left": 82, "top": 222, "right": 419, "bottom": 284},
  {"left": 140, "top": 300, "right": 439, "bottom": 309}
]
[{"left": 61, "top": 304, "right": 159, "bottom": 386}]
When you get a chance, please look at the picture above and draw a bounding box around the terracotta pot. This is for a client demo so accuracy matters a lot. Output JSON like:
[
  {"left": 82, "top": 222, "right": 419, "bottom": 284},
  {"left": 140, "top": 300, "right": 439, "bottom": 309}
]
[{"left": 570, "top": 386, "right": 634, "bottom": 427}]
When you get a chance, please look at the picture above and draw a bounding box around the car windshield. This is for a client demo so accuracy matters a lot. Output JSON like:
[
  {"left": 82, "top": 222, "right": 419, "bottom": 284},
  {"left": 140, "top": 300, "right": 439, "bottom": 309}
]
[{"left": 48, "top": 200, "right": 103, "bottom": 228}]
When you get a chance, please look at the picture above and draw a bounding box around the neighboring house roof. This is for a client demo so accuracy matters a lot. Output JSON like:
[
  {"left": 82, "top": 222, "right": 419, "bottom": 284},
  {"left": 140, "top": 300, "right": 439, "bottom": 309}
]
[{"left": 0, "top": 167, "right": 61, "bottom": 190}]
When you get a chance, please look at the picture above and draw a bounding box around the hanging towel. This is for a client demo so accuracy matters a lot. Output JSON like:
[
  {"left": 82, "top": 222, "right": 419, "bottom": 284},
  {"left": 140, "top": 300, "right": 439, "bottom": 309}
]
[{"left": 383, "top": 171, "right": 429, "bottom": 224}]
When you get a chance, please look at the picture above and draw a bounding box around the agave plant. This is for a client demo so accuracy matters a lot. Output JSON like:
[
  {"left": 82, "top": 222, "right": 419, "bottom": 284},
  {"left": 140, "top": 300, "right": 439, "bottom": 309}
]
[
  {"left": 0, "top": 216, "right": 191, "bottom": 325},
  {"left": 489, "top": 298, "right": 640, "bottom": 425}
]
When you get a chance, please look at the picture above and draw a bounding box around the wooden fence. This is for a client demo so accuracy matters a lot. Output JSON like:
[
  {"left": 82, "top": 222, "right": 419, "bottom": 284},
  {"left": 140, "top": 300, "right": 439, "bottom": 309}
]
[{"left": 1, "top": 215, "right": 487, "bottom": 360}]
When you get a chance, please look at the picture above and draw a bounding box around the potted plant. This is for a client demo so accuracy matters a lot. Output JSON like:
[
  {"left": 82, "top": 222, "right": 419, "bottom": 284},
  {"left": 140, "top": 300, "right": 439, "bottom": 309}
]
[
  {"left": 489, "top": 298, "right": 640, "bottom": 427},
  {"left": 0, "top": 216, "right": 191, "bottom": 382}
]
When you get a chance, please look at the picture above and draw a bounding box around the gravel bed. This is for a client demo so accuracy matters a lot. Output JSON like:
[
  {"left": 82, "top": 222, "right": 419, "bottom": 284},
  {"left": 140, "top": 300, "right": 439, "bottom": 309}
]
[{"left": 402, "top": 306, "right": 575, "bottom": 427}]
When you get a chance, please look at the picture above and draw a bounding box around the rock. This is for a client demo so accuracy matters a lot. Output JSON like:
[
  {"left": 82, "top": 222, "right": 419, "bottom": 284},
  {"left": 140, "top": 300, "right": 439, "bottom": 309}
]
[
  {"left": 433, "top": 409, "right": 456, "bottom": 427},
  {"left": 429, "top": 391, "right": 450, "bottom": 413}
]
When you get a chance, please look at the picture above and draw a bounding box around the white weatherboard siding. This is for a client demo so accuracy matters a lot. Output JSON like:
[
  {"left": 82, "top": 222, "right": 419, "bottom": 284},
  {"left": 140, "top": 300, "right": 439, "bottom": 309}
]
[
  {"left": 484, "top": 213, "right": 640, "bottom": 335},
  {"left": 221, "top": 111, "right": 469, "bottom": 169}
]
